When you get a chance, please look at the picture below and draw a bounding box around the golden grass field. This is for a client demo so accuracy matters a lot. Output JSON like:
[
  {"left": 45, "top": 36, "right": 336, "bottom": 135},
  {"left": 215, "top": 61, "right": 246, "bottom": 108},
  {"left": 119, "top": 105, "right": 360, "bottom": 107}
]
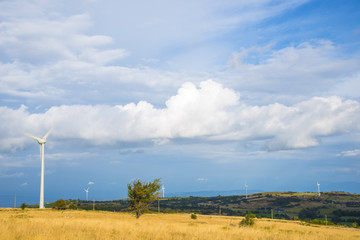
[{"left": 1, "top": 208, "right": 359, "bottom": 240}]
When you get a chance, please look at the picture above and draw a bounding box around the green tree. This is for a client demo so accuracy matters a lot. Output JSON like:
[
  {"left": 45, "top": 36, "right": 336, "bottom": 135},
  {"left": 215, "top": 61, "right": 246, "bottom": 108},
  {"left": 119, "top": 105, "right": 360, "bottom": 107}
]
[
  {"left": 68, "top": 203, "right": 77, "bottom": 210},
  {"left": 298, "top": 208, "right": 320, "bottom": 220},
  {"left": 128, "top": 178, "right": 161, "bottom": 218},
  {"left": 53, "top": 199, "right": 67, "bottom": 210},
  {"left": 239, "top": 213, "right": 256, "bottom": 227},
  {"left": 20, "top": 203, "right": 27, "bottom": 210}
]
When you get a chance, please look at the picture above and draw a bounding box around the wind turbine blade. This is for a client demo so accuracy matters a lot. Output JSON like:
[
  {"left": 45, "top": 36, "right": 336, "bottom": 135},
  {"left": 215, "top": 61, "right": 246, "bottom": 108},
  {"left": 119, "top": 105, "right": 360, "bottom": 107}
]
[
  {"left": 43, "top": 128, "right": 53, "bottom": 140},
  {"left": 24, "top": 132, "right": 42, "bottom": 142}
]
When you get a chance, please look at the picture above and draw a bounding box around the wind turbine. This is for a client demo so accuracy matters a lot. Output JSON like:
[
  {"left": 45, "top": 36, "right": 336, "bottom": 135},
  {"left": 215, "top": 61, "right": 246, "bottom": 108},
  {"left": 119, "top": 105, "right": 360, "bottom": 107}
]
[
  {"left": 317, "top": 181, "right": 321, "bottom": 197},
  {"left": 245, "top": 184, "right": 248, "bottom": 199},
  {"left": 162, "top": 185, "right": 165, "bottom": 198},
  {"left": 25, "top": 129, "right": 52, "bottom": 209},
  {"left": 85, "top": 188, "right": 89, "bottom": 201}
]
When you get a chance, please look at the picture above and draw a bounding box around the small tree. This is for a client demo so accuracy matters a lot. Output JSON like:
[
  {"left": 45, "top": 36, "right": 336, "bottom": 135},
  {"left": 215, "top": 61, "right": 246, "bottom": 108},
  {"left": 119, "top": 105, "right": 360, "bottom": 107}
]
[
  {"left": 53, "top": 199, "right": 67, "bottom": 210},
  {"left": 128, "top": 178, "right": 161, "bottom": 218},
  {"left": 20, "top": 203, "right": 27, "bottom": 210},
  {"left": 68, "top": 203, "right": 77, "bottom": 210},
  {"left": 239, "top": 213, "right": 256, "bottom": 227}
]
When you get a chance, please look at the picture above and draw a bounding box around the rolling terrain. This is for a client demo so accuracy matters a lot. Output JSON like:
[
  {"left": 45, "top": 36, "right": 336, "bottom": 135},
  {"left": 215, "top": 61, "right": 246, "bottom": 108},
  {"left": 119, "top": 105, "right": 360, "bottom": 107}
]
[{"left": 51, "top": 191, "right": 360, "bottom": 226}]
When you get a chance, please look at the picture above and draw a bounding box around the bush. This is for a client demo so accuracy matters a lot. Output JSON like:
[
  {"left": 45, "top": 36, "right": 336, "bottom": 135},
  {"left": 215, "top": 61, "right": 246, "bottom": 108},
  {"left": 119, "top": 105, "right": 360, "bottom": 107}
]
[
  {"left": 68, "top": 203, "right": 77, "bottom": 210},
  {"left": 191, "top": 213, "right": 197, "bottom": 220},
  {"left": 239, "top": 213, "right": 255, "bottom": 227},
  {"left": 303, "top": 219, "right": 335, "bottom": 226},
  {"left": 53, "top": 199, "right": 67, "bottom": 210},
  {"left": 20, "top": 203, "right": 27, "bottom": 210},
  {"left": 298, "top": 208, "right": 320, "bottom": 220}
]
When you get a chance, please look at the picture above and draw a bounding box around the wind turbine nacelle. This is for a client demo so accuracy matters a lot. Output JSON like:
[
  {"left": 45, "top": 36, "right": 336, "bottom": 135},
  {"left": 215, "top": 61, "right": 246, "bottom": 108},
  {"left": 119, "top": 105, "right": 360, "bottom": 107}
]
[{"left": 37, "top": 139, "right": 46, "bottom": 144}]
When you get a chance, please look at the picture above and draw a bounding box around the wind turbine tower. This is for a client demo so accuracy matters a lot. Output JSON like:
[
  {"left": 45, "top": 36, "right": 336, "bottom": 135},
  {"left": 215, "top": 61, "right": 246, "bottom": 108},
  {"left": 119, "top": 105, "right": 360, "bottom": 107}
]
[
  {"left": 317, "top": 182, "right": 321, "bottom": 197},
  {"left": 162, "top": 185, "right": 165, "bottom": 198},
  {"left": 245, "top": 184, "right": 248, "bottom": 199},
  {"left": 25, "top": 129, "right": 52, "bottom": 209},
  {"left": 85, "top": 188, "right": 89, "bottom": 201}
]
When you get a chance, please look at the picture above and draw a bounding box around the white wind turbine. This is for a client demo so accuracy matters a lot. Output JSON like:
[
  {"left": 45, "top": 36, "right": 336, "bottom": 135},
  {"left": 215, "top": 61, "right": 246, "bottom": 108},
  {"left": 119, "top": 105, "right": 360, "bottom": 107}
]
[
  {"left": 24, "top": 129, "right": 52, "bottom": 209},
  {"left": 317, "top": 181, "right": 321, "bottom": 197},
  {"left": 244, "top": 184, "right": 248, "bottom": 199},
  {"left": 162, "top": 185, "right": 165, "bottom": 198},
  {"left": 85, "top": 188, "right": 89, "bottom": 201}
]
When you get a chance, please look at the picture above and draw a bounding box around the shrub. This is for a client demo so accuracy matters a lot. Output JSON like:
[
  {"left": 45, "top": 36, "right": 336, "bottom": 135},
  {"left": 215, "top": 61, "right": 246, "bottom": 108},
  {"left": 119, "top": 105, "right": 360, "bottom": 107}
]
[
  {"left": 239, "top": 213, "right": 255, "bottom": 227},
  {"left": 298, "top": 208, "right": 320, "bottom": 220},
  {"left": 20, "top": 203, "right": 27, "bottom": 210},
  {"left": 191, "top": 213, "right": 197, "bottom": 220},
  {"left": 68, "top": 203, "right": 77, "bottom": 210},
  {"left": 53, "top": 199, "right": 67, "bottom": 210}
]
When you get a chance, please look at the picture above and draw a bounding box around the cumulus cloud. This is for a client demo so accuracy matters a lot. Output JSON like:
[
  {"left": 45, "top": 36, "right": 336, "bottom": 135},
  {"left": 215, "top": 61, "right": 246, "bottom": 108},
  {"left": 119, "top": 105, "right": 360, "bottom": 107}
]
[{"left": 0, "top": 80, "right": 359, "bottom": 152}]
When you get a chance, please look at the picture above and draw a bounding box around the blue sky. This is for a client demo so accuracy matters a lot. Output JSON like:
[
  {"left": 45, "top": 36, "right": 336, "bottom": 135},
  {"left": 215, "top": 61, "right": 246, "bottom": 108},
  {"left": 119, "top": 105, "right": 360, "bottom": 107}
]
[{"left": 1, "top": 0, "right": 360, "bottom": 206}]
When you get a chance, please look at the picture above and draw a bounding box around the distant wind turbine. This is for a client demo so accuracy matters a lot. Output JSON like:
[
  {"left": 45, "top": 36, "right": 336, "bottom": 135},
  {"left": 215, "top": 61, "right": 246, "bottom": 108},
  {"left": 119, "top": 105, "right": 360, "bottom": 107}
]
[
  {"left": 162, "top": 185, "right": 165, "bottom": 198},
  {"left": 24, "top": 129, "right": 52, "bottom": 209},
  {"left": 317, "top": 182, "right": 321, "bottom": 197},
  {"left": 85, "top": 188, "right": 89, "bottom": 201},
  {"left": 245, "top": 184, "right": 248, "bottom": 199}
]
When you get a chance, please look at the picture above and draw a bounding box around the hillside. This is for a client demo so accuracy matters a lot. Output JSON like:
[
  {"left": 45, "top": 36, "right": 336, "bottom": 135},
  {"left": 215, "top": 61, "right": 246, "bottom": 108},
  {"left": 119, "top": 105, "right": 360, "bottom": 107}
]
[{"left": 46, "top": 191, "right": 360, "bottom": 226}]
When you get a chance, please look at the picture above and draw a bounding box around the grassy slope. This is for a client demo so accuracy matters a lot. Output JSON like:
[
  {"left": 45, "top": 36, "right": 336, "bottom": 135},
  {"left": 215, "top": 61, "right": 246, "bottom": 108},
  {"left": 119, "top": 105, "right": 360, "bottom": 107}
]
[{"left": 1, "top": 208, "right": 360, "bottom": 240}]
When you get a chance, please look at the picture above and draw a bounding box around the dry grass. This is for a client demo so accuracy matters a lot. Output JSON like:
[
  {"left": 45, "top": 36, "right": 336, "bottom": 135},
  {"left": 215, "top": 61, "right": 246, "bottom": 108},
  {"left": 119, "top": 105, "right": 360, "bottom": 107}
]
[{"left": 1, "top": 208, "right": 359, "bottom": 240}]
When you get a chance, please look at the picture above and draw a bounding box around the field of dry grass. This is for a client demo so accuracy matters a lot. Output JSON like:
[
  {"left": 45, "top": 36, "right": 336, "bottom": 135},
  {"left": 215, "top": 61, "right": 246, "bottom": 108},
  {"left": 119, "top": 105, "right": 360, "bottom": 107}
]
[{"left": 1, "top": 208, "right": 359, "bottom": 240}]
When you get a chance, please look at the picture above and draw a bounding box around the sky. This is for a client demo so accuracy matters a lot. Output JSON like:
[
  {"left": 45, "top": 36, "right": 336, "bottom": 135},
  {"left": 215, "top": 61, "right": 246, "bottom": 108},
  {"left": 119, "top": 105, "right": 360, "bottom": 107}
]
[{"left": 0, "top": 0, "right": 360, "bottom": 206}]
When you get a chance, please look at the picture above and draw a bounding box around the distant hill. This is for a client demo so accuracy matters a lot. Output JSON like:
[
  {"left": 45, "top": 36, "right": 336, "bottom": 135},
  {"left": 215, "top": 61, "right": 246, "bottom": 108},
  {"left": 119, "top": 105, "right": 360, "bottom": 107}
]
[
  {"left": 42, "top": 191, "right": 360, "bottom": 226},
  {"left": 166, "top": 189, "right": 262, "bottom": 197}
]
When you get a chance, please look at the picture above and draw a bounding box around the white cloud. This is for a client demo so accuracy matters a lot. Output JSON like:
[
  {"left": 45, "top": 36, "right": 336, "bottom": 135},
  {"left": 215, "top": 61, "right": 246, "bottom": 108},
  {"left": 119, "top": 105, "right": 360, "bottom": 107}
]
[
  {"left": 1, "top": 1, "right": 358, "bottom": 111},
  {"left": 88, "top": 181, "right": 94, "bottom": 185},
  {"left": 152, "top": 138, "right": 170, "bottom": 146},
  {"left": 0, "top": 14, "right": 94, "bottom": 63},
  {"left": 0, "top": 172, "right": 24, "bottom": 178},
  {"left": 331, "top": 73, "right": 360, "bottom": 99},
  {"left": 81, "top": 0, "right": 309, "bottom": 55},
  {"left": 197, "top": 178, "right": 208, "bottom": 181},
  {"left": 0, "top": 2, "right": 359, "bottom": 153},
  {"left": 21, "top": 182, "right": 28, "bottom": 186},
  {"left": 0, "top": 80, "right": 359, "bottom": 152},
  {"left": 46, "top": 152, "right": 94, "bottom": 161},
  {"left": 228, "top": 41, "right": 360, "bottom": 99},
  {"left": 0, "top": 10, "right": 139, "bottom": 104},
  {"left": 341, "top": 149, "right": 360, "bottom": 157}
]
